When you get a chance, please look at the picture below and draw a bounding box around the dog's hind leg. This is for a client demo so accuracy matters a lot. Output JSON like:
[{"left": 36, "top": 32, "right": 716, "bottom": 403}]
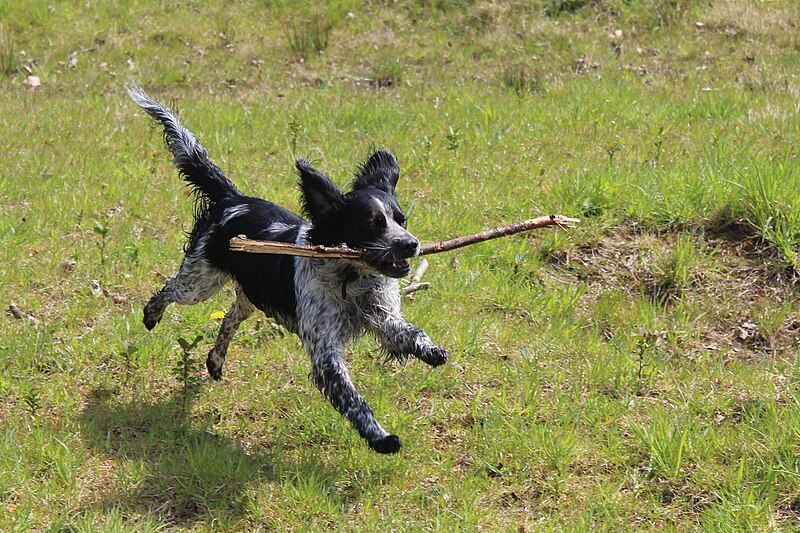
[
  {"left": 206, "top": 283, "right": 255, "bottom": 380},
  {"left": 143, "top": 251, "right": 228, "bottom": 330}
]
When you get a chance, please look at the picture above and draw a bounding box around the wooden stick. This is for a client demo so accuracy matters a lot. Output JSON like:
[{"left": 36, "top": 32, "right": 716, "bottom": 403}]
[
  {"left": 229, "top": 214, "right": 579, "bottom": 259},
  {"left": 418, "top": 214, "right": 579, "bottom": 256},
  {"left": 229, "top": 238, "right": 363, "bottom": 259}
]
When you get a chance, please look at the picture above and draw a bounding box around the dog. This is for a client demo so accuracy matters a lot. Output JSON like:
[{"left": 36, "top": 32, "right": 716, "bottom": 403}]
[{"left": 128, "top": 86, "right": 447, "bottom": 454}]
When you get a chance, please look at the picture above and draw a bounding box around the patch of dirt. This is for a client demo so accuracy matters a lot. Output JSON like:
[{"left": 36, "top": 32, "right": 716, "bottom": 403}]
[{"left": 542, "top": 223, "right": 799, "bottom": 360}]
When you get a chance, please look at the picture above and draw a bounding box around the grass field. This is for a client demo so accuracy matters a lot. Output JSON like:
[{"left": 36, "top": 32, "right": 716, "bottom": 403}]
[{"left": 2, "top": 0, "right": 800, "bottom": 530}]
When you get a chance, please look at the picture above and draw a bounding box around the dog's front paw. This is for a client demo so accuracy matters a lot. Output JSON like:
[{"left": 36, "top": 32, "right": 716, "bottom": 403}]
[
  {"left": 370, "top": 434, "right": 402, "bottom": 454},
  {"left": 419, "top": 346, "right": 448, "bottom": 367}
]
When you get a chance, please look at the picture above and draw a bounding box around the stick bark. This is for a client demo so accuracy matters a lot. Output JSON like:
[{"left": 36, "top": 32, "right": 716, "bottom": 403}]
[{"left": 229, "top": 214, "right": 579, "bottom": 259}]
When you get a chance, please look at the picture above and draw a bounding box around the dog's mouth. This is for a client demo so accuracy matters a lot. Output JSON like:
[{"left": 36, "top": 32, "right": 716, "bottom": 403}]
[{"left": 372, "top": 258, "right": 411, "bottom": 278}]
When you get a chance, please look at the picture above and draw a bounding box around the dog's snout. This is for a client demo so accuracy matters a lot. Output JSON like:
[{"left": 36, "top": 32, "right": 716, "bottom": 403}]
[{"left": 399, "top": 238, "right": 420, "bottom": 257}]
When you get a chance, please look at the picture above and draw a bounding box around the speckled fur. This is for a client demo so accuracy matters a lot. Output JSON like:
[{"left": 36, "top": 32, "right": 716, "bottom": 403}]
[{"left": 130, "top": 86, "right": 447, "bottom": 454}]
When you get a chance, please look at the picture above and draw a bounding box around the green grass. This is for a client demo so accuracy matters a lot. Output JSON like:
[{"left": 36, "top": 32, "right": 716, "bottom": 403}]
[{"left": 2, "top": 0, "right": 800, "bottom": 529}]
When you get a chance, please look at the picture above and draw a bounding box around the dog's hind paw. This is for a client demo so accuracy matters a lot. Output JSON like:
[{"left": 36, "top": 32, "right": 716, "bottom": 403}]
[
  {"left": 143, "top": 309, "right": 162, "bottom": 331},
  {"left": 370, "top": 434, "right": 402, "bottom": 454},
  {"left": 206, "top": 357, "right": 223, "bottom": 381}
]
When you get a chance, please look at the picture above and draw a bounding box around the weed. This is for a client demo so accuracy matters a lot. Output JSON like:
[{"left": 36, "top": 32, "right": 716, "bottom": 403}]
[
  {"left": 650, "top": 235, "right": 701, "bottom": 302},
  {"left": 752, "top": 301, "right": 793, "bottom": 345},
  {"left": 285, "top": 13, "right": 333, "bottom": 58},
  {"left": 734, "top": 161, "right": 800, "bottom": 270},
  {"left": 501, "top": 64, "right": 544, "bottom": 95},
  {"left": 173, "top": 336, "right": 203, "bottom": 415},
  {"left": 288, "top": 113, "right": 302, "bottom": 154},
  {"left": 0, "top": 26, "right": 18, "bottom": 75},
  {"left": 632, "top": 413, "right": 689, "bottom": 482},
  {"left": 93, "top": 220, "right": 110, "bottom": 267},
  {"left": 534, "top": 425, "right": 576, "bottom": 479},
  {"left": 543, "top": 0, "right": 593, "bottom": 17},
  {"left": 22, "top": 386, "right": 41, "bottom": 418},
  {"left": 370, "top": 52, "right": 404, "bottom": 89},
  {"left": 120, "top": 342, "right": 139, "bottom": 383},
  {"left": 643, "top": 0, "right": 691, "bottom": 28},
  {"left": 445, "top": 126, "right": 461, "bottom": 151}
]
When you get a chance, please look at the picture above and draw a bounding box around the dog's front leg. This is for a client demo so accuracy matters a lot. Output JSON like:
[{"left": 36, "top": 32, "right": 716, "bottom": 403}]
[
  {"left": 310, "top": 348, "right": 401, "bottom": 454},
  {"left": 376, "top": 317, "right": 448, "bottom": 367}
]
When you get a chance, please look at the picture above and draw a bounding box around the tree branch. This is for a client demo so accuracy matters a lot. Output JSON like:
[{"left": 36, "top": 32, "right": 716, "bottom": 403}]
[{"left": 229, "top": 214, "right": 579, "bottom": 259}]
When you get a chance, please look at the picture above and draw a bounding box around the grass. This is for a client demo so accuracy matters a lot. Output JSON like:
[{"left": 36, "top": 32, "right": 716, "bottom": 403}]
[{"left": 1, "top": 0, "right": 800, "bottom": 529}]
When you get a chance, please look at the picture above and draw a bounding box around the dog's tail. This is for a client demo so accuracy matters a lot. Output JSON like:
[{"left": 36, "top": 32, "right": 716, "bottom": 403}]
[{"left": 126, "top": 84, "right": 240, "bottom": 204}]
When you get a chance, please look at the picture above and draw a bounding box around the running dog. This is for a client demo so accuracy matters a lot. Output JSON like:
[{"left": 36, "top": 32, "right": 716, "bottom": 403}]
[{"left": 128, "top": 86, "right": 447, "bottom": 454}]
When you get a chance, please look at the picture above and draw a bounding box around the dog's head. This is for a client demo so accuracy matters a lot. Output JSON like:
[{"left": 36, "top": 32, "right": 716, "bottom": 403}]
[{"left": 297, "top": 150, "right": 419, "bottom": 278}]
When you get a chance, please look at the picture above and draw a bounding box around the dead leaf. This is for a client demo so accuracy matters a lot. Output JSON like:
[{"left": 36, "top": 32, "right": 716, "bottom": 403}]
[
  {"left": 24, "top": 75, "right": 41, "bottom": 88},
  {"left": 111, "top": 293, "right": 129, "bottom": 304},
  {"left": 103, "top": 204, "right": 124, "bottom": 218},
  {"left": 68, "top": 51, "right": 78, "bottom": 68}
]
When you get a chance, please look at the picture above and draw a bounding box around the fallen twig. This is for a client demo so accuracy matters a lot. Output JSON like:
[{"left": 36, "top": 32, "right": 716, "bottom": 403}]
[
  {"left": 410, "top": 258, "right": 429, "bottom": 284},
  {"left": 229, "top": 214, "right": 579, "bottom": 259},
  {"left": 401, "top": 282, "right": 430, "bottom": 295}
]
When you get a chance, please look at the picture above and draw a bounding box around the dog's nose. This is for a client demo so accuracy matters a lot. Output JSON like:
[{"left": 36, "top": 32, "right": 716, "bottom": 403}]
[{"left": 399, "top": 238, "right": 420, "bottom": 257}]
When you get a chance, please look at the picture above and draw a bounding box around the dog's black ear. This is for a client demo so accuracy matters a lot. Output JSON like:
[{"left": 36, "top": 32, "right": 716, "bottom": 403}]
[
  {"left": 296, "top": 158, "right": 344, "bottom": 220},
  {"left": 352, "top": 150, "right": 399, "bottom": 194}
]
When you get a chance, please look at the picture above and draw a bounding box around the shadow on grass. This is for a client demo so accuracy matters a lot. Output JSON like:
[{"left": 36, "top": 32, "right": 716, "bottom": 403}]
[{"left": 77, "top": 385, "right": 329, "bottom": 527}]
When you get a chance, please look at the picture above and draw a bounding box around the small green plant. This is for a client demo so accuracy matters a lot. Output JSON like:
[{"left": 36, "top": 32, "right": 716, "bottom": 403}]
[
  {"left": 634, "top": 328, "right": 657, "bottom": 382},
  {"left": 753, "top": 301, "right": 793, "bottom": 345},
  {"left": 0, "top": 26, "right": 19, "bottom": 75},
  {"left": 23, "top": 387, "right": 41, "bottom": 417},
  {"left": 445, "top": 126, "right": 461, "bottom": 152},
  {"left": 632, "top": 413, "right": 689, "bottom": 482},
  {"left": 651, "top": 235, "right": 701, "bottom": 302},
  {"left": 501, "top": 64, "right": 543, "bottom": 95},
  {"left": 533, "top": 425, "right": 576, "bottom": 478},
  {"left": 288, "top": 114, "right": 302, "bottom": 154},
  {"left": 735, "top": 162, "right": 800, "bottom": 271},
  {"left": 93, "top": 220, "right": 110, "bottom": 267},
  {"left": 651, "top": 125, "right": 668, "bottom": 166},
  {"left": 543, "top": 0, "right": 592, "bottom": 17},
  {"left": 420, "top": 135, "right": 433, "bottom": 163},
  {"left": 285, "top": 13, "right": 333, "bottom": 58},
  {"left": 173, "top": 335, "right": 203, "bottom": 414},
  {"left": 120, "top": 342, "right": 139, "bottom": 383},
  {"left": 643, "top": 0, "right": 690, "bottom": 28},
  {"left": 370, "top": 53, "right": 404, "bottom": 89},
  {"left": 214, "top": 11, "right": 237, "bottom": 45}
]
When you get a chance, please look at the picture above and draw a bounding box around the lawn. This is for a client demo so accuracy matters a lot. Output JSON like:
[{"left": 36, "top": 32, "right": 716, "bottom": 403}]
[{"left": 1, "top": 0, "right": 800, "bottom": 530}]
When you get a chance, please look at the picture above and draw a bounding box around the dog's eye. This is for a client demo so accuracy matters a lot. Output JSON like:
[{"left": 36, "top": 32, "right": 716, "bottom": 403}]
[
  {"left": 373, "top": 213, "right": 386, "bottom": 228},
  {"left": 395, "top": 214, "right": 407, "bottom": 228}
]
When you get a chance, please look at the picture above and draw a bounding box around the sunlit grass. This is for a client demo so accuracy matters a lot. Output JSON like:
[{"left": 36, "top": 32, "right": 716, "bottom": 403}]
[{"left": 1, "top": 0, "right": 800, "bottom": 530}]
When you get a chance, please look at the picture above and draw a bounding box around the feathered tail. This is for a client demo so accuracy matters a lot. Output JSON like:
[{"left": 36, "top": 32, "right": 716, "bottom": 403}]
[{"left": 127, "top": 84, "right": 240, "bottom": 204}]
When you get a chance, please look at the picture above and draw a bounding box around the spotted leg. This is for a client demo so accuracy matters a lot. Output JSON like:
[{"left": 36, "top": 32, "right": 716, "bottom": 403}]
[
  {"left": 310, "top": 347, "right": 401, "bottom": 453},
  {"left": 206, "top": 283, "right": 255, "bottom": 380},
  {"left": 374, "top": 316, "right": 448, "bottom": 367},
  {"left": 143, "top": 252, "right": 228, "bottom": 330},
  {"left": 297, "top": 294, "right": 400, "bottom": 453},
  {"left": 366, "top": 289, "right": 447, "bottom": 366}
]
